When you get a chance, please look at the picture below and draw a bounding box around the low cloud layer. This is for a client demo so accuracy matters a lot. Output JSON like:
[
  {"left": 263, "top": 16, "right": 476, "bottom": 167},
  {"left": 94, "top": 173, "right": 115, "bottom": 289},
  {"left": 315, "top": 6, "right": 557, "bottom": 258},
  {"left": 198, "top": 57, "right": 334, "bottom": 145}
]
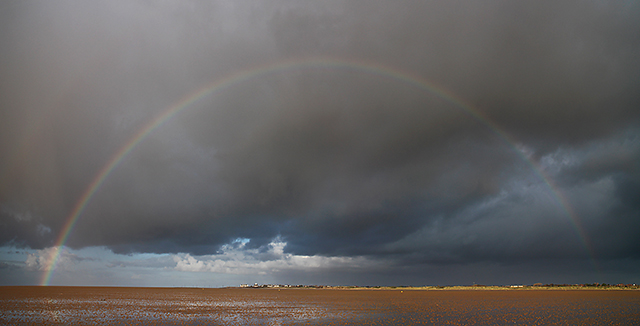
[
  {"left": 1, "top": 0, "right": 639, "bottom": 285},
  {"left": 172, "top": 237, "right": 379, "bottom": 275}
]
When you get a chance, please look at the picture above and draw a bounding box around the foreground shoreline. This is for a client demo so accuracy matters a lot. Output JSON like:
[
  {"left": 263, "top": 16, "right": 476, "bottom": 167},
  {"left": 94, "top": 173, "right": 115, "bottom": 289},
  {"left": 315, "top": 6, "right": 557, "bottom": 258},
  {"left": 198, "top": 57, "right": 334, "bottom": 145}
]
[{"left": 2, "top": 286, "right": 638, "bottom": 325}]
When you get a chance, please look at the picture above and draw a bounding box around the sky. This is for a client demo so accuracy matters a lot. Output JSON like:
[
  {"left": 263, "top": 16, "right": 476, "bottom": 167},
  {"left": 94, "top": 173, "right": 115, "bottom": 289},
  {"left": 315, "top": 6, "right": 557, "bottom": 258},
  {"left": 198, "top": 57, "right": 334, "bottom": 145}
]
[{"left": 1, "top": 0, "right": 639, "bottom": 287}]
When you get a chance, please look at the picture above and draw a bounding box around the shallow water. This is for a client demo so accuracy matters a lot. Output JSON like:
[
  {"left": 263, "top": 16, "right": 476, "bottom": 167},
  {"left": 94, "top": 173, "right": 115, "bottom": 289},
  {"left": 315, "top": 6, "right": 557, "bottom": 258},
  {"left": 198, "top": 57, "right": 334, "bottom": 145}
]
[{"left": 1, "top": 287, "right": 639, "bottom": 325}]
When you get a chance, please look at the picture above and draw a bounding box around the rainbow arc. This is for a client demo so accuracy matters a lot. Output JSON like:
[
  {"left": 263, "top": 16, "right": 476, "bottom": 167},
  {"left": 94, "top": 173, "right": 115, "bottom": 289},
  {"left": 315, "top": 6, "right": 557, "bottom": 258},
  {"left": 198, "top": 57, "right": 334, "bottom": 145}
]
[{"left": 41, "top": 57, "right": 597, "bottom": 286}]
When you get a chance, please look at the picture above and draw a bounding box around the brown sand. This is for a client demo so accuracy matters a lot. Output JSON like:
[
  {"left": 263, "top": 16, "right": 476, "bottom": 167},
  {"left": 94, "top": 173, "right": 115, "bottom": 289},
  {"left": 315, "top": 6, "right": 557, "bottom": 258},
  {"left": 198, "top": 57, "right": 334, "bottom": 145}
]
[{"left": 1, "top": 286, "right": 639, "bottom": 325}]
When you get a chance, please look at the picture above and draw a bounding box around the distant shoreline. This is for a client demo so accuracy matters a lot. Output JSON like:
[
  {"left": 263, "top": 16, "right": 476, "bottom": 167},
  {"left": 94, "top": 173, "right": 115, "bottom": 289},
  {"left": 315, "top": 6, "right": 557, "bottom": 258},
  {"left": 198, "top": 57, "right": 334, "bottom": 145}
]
[
  {"left": 236, "top": 285, "right": 639, "bottom": 291},
  {"left": 330, "top": 285, "right": 639, "bottom": 290},
  {"left": 235, "top": 283, "right": 639, "bottom": 290},
  {"left": 1, "top": 284, "right": 637, "bottom": 290}
]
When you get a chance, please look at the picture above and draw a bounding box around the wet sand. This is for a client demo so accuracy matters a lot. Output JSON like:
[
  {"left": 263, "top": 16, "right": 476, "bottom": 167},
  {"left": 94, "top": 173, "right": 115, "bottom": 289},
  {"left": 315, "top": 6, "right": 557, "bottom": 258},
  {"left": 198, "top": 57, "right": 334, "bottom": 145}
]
[{"left": 1, "top": 286, "right": 639, "bottom": 325}]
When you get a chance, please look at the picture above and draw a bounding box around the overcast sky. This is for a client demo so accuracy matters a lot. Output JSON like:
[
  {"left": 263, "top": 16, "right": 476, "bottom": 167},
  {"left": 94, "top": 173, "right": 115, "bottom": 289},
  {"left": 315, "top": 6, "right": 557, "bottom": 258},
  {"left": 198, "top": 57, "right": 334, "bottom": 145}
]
[{"left": 1, "top": 0, "right": 639, "bottom": 287}]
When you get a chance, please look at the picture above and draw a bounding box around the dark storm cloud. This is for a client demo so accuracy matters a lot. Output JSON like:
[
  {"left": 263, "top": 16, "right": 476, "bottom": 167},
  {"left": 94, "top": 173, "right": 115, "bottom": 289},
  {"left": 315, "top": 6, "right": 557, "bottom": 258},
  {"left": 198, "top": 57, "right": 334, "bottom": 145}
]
[
  {"left": 0, "top": 205, "right": 53, "bottom": 248},
  {"left": 1, "top": 0, "right": 640, "bottom": 283}
]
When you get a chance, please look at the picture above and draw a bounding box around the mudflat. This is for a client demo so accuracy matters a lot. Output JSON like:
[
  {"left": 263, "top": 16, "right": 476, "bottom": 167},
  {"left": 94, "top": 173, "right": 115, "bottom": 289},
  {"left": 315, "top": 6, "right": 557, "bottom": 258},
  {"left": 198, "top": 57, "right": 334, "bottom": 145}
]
[{"left": 1, "top": 286, "right": 639, "bottom": 325}]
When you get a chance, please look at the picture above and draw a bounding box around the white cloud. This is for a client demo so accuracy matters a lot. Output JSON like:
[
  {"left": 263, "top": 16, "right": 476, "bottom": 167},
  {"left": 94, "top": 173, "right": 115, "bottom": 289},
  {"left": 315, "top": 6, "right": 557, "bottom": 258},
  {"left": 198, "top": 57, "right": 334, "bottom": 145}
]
[
  {"left": 540, "top": 131, "right": 640, "bottom": 177},
  {"left": 36, "top": 224, "right": 52, "bottom": 236},
  {"left": 1, "top": 205, "right": 33, "bottom": 222},
  {"left": 24, "top": 247, "right": 85, "bottom": 271},
  {"left": 173, "top": 237, "right": 378, "bottom": 275},
  {"left": 539, "top": 147, "right": 580, "bottom": 174}
]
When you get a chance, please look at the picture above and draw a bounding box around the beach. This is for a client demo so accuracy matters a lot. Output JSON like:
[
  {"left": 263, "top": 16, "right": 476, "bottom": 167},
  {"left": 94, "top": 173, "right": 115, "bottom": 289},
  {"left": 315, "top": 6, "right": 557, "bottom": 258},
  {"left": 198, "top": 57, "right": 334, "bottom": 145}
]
[{"left": 1, "top": 286, "right": 639, "bottom": 325}]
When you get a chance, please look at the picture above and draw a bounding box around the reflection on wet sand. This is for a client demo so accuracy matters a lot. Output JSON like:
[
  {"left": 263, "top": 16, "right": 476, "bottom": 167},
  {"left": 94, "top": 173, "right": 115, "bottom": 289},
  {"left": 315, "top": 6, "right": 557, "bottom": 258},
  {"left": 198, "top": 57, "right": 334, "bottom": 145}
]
[{"left": 1, "top": 287, "right": 639, "bottom": 325}]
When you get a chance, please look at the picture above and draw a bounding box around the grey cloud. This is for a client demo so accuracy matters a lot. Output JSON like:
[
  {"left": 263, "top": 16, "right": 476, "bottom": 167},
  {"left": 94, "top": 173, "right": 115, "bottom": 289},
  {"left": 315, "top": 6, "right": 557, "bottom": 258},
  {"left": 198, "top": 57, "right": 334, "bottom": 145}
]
[{"left": 0, "top": 205, "right": 53, "bottom": 248}]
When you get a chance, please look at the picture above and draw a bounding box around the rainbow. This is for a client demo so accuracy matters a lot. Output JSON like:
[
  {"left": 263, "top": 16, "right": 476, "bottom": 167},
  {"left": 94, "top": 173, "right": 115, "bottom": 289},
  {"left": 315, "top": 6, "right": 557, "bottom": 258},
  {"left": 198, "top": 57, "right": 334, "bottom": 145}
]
[{"left": 41, "top": 57, "right": 596, "bottom": 285}]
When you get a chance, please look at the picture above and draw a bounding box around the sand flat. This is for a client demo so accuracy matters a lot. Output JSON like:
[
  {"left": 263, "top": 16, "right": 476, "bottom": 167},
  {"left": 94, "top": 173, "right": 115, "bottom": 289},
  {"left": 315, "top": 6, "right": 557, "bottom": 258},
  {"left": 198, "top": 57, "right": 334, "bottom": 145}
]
[{"left": 1, "top": 286, "right": 639, "bottom": 325}]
